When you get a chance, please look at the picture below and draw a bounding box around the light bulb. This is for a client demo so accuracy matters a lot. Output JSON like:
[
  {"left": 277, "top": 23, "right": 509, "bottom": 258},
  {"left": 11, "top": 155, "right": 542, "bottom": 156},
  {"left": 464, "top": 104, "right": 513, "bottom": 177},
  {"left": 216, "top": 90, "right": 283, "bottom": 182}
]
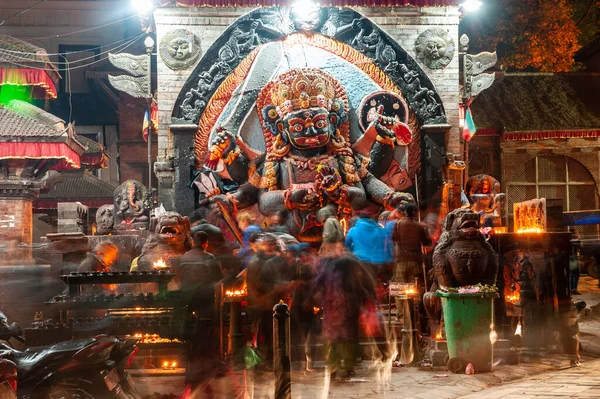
[
  {"left": 132, "top": 0, "right": 154, "bottom": 15},
  {"left": 144, "top": 36, "right": 155, "bottom": 50},
  {"left": 461, "top": 0, "right": 482, "bottom": 12}
]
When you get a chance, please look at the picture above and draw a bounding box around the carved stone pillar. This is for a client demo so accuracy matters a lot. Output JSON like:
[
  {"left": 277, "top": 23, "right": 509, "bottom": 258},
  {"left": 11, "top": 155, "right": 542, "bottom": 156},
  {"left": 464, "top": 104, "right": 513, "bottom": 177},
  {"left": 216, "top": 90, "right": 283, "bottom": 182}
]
[{"left": 168, "top": 124, "right": 197, "bottom": 217}]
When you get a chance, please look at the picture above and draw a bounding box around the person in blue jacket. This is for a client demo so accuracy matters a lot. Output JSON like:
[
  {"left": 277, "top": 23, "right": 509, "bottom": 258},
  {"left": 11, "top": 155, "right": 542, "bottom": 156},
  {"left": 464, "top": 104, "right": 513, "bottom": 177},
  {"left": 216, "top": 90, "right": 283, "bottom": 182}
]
[{"left": 345, "top": 209, "right": 392, "bottom": 281}]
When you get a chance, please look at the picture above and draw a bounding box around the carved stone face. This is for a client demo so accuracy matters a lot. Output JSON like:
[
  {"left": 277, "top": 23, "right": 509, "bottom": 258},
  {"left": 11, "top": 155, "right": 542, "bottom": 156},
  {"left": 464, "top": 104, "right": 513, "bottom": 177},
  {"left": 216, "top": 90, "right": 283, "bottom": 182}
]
[
  {"left": 153, "top": 212, "right": 191, "bottom": 247},
  {"left": 159, "top": 29, "right": 201, "bottom": 70},
  {"left": 425, "top": 37, "right": 446, "bottom": 60},
  {"left": 95, "top": 205, "right": 114, "bottom": 235},
  {"left": 168, "top": 37, "right": 191, "bottom": 60},
  {"left": 414, "top": 28, "right": 455, "bottom": 69},
  {"left": 282, "top": 107, "right": 332, "bottom": 150},
  {"left": 445, "top": 208, "right": 480, "bottom": 232}
]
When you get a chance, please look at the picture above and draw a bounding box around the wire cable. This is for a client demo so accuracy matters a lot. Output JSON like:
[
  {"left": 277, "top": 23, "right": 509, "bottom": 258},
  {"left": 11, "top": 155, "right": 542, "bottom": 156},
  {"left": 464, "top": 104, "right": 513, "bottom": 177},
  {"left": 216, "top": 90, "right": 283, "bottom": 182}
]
[
  {"left": 0, "top": 0, "right": 47, "bottom": 26},
  {"left": 0, "top": 35, "right": 144, "bottom": 72},
  {"left": 0, "top": 33, "right": 145, "bottom": 65},
  {"left": 0, "top": 33, "right": 144, "bottom": 57},
  {"left": 23, "top": 14, "right": 139, "bottom": 41},
  {"left": 58, "top": 54, "right": 73, "bottom": 123}
]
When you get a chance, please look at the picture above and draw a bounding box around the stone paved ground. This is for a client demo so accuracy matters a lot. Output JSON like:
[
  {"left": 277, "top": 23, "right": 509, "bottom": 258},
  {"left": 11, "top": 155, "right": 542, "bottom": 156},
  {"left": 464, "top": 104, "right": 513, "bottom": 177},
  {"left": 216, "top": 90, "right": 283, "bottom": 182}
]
[
  {"left": 134, "top": 276, "right": 600, "bottom": 398},
  {"left": 458, "top": 358, "right": 600, "bottom": 399}
]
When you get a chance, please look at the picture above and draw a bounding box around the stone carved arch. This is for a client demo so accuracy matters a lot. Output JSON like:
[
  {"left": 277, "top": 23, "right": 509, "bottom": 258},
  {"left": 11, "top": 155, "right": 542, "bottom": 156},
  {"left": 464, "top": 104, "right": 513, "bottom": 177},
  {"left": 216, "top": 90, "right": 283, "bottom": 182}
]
[{"left": 172, "top": 6, "right": 447, "bottom": 129}]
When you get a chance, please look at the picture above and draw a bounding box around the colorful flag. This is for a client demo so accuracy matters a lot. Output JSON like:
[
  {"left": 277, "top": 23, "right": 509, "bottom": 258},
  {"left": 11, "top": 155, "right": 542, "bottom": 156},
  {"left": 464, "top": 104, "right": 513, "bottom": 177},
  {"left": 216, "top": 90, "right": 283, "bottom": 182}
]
[
  {"left": 142, "top": 109, "right": 150, "bottom": 142},
  {"left": 462, "top": 106, "right": 477, "bottom": 141}
]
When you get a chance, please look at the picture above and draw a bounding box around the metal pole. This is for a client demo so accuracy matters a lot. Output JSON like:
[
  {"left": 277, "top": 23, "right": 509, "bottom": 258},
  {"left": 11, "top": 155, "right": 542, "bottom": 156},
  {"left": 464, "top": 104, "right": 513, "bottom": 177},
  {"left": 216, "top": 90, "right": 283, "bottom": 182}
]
[
  {"left": 273, "top": 301, "right": 291, "bottom": 399},
  {"left": 146, "top": 47, "right": 153, "bottom": 194}
]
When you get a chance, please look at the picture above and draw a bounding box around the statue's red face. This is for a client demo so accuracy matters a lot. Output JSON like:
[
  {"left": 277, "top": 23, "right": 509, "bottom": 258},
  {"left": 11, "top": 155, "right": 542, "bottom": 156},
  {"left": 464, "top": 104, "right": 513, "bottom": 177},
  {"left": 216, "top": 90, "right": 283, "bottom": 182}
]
[{"left": 283, "top": 107, "right": 332, "bottom": 150}]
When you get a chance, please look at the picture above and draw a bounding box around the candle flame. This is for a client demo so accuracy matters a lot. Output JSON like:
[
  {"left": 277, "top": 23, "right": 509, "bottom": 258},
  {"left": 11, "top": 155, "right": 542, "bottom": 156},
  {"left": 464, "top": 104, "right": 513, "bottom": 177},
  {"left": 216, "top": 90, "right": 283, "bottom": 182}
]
[
  {"left": 515, "top": 323, "right": 522, "bottom": 336},
  {"left": 506, "top": 292, "right": 520, "bottom": 304},
  {"left": 153, "top": 258, "right": 167, "bottom": 269},
  {"left": 516, "top": 228, "right": 544, "bottom": 234},
  {"left": 225, "top": 286, "right": 247, "bottom": 297}
]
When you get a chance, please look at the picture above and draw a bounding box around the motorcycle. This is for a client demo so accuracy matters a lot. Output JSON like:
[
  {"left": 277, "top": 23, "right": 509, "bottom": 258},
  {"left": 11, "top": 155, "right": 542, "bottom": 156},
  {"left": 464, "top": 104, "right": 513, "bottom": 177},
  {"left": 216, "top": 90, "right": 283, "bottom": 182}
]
[
  {"left": 0, "top": 312, "right": 141, "bottom": 399},
  {"left": 0, "top": 358, "right": 17, "bottom": 399}
]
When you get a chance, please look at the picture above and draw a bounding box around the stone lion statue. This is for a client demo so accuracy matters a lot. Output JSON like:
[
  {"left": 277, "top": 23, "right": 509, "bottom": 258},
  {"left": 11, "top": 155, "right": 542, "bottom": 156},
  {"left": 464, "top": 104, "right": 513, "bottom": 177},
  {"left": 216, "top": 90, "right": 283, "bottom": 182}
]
[
  {"left": 433, "top": 208, "right": 498, "bottom": 288},
  {"left": 423, "top": 208, "right": 498, "bottom": 336},
  {"left": 136, "top": 211, "right": 193, "bottom": 272}
]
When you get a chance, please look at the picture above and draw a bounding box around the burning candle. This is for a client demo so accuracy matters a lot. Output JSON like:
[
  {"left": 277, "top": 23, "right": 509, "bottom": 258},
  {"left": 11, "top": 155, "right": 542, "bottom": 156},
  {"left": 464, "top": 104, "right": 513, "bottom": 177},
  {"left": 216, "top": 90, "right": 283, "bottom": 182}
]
[{"left": 153, "top": 258, "right": 167, "bottom": 270}]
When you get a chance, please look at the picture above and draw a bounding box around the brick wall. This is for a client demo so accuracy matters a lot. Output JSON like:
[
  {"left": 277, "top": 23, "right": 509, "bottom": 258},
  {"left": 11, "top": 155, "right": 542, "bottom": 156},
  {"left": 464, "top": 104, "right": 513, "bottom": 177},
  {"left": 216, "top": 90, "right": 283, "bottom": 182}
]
[
  {"left": 0, "top": 198, "right": 33, "bottom": 244},
  {"left": 118, "top": 100, "right": 158, "bottom": 188}
]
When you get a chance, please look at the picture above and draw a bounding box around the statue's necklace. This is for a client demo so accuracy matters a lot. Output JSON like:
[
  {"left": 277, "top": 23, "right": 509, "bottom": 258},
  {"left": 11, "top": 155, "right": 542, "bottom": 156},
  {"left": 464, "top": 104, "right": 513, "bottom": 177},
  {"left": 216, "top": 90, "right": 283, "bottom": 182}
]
[{"left": 287, "top": 154, "right": 333, "bottom": 170}]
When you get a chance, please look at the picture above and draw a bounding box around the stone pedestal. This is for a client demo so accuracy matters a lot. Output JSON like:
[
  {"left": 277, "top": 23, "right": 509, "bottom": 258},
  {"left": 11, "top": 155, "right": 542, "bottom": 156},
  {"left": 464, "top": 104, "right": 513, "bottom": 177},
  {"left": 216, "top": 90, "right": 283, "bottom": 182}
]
[
  {"left": 0, "top": 196, "right": 33, "bottom": 244},
  {"left": 57, "top": 202, "right": 89, "bottom": 234}
]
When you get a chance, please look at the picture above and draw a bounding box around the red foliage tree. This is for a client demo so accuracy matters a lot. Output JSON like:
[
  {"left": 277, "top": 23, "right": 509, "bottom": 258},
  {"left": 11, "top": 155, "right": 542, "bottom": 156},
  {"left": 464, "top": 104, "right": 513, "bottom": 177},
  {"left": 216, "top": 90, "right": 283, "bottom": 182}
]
[{"left": 466, "top": 0, "right": 582, "bottom": 72}]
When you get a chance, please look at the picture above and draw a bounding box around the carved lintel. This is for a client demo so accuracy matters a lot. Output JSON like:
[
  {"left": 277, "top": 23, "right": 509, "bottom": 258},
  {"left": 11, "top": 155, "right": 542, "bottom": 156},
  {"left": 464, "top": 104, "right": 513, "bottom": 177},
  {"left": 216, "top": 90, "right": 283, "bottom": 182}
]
[
  {"left": 108, "top": 53, "right": 149, "bottom": 77},
  {"left": 107, "top": 75, "right": 150, "bottom": 99}
]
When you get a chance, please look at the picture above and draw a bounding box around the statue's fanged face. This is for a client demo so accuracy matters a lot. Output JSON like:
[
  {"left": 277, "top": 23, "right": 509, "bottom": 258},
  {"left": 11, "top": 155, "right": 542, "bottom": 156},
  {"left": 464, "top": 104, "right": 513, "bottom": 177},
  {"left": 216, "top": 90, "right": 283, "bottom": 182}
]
[{"left": 283, "top": 107, "right": 332, "bottom": 150}]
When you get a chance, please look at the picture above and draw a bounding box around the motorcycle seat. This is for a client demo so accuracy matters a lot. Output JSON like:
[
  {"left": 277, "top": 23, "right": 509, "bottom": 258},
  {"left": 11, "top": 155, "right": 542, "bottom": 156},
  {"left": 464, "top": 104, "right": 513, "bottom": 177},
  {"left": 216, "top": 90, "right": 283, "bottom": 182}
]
[{"left": 10, "top": 338, "right": 95, "bottom": 375}]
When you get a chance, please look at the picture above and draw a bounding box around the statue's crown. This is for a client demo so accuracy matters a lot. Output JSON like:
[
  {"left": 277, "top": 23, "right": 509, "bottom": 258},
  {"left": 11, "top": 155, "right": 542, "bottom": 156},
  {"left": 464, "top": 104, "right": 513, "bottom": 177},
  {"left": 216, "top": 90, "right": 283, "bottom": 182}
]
[{"left": 269, "top": 69, "right": 337, "bottom": 117}]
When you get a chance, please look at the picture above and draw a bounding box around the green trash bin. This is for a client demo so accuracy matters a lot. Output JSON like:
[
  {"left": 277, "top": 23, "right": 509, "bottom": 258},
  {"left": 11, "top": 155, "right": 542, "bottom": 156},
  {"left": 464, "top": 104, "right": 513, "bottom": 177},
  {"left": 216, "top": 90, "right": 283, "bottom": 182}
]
[{"left": 437, "top": 290, "right": 498, "bottom": 373}]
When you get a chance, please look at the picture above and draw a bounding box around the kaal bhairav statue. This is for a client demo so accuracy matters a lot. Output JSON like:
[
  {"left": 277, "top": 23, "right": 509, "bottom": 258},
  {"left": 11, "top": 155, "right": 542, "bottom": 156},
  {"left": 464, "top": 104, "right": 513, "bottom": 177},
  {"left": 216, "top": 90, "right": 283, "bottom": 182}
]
[{"left": 196, "top": 68, "right": 415, "bottom": 243}]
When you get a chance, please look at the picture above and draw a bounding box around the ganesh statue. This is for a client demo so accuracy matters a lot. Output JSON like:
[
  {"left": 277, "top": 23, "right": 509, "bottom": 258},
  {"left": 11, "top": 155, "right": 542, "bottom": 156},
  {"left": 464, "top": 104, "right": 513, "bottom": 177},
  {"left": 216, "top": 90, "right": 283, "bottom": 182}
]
[
  {"left": 196, "top": 68, "right": 415, "bottom": 243},
  {"left": 113, "top": 179, "right": 150, "bottom": 232}
]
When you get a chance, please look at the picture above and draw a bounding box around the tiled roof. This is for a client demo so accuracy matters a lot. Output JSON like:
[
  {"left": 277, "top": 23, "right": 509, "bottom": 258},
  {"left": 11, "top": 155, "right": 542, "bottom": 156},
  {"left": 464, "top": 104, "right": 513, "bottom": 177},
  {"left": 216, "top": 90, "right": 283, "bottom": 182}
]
[
  {"left": 0, "top": 102, "right": 66, "bottom": 138},
  {"left": 0, "top": 100, "right": 86, "bottom": 155},
  {"left": 471, "top": 73, "right": 600, "bottom": 133},
  {"left": 0, "top": 35, "right": 48, "bottom": 64},
  {"left": 78, "top": 135, "right": 105, "bottom": 155},
  {"left": 0, "top": 35, "right": 60, "bottom": 82},
  {"left": 38, "top": 170, "right": 115, "bottom": 203}
]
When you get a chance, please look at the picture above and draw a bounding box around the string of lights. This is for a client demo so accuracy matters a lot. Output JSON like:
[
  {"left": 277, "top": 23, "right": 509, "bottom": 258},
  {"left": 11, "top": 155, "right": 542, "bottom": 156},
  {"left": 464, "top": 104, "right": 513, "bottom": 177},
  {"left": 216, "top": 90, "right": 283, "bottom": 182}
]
[{"left": 0, "top": 34, "right": 145, "bottom": 65}]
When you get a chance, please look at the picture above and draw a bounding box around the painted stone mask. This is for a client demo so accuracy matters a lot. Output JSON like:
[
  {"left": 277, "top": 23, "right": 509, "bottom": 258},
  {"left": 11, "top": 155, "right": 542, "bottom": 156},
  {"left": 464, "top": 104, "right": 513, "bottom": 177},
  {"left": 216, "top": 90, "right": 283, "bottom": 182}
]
[{"left": 282, "top": 107, "right": 333, "bottom": 150}]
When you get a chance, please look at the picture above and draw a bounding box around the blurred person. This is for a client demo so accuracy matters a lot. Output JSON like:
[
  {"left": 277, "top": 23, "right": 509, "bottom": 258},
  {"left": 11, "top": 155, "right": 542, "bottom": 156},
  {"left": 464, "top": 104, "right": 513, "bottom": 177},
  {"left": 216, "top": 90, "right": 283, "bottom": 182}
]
[
  {"left": 290, "top": 253, "right": 319, "bottom": 373},
  {"left": 317, "top": 205, "right": 345, "bottom": 257},
  {"left": 392, "top": 202, "right": 432, "bottom": 318},
  {"left": 236, "top": 211, "right": 262, "bottom": 252},
  {"left": 178, "top": 231, "right": 222, "bottom": 291},
  {"left": 264, "top": 209, "right": 290, "bottom": 234},
  {"left": 77, "top": 241, "right": 119, "bottom": 294},
  {"left": 570, "top": 228, "right": 582, "bottom": 295},
  {"left": 78, "top": 241, "right": 119, "bottom": 272},
  {"left": 245, "top": 234, "right": 283, "bottom": 367},
  {"left": 307, "top": 256, "right": 376, "bottom": 378},
  {"left": 345, "top": 209, "right": 391, "bottom": 282},
  {"left": 179, "top": 231, "right": 224, "bottom": 391},
  {"left": 423, "top": 201, "right": 441, "bottom": 243}
]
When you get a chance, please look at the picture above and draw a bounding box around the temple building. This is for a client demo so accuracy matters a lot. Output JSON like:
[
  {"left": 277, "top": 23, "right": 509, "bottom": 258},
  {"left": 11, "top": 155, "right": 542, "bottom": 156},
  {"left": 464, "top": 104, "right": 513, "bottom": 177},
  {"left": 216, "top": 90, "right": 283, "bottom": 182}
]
[
  {"left": 0, "top": 100, "right": 85, "bottom": 244},
  {"left": 33, "top": 136, "right": 114, "bottom": 238},
  {"left": 470, "top": 73, "right": 600, "bottom": 236}
]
